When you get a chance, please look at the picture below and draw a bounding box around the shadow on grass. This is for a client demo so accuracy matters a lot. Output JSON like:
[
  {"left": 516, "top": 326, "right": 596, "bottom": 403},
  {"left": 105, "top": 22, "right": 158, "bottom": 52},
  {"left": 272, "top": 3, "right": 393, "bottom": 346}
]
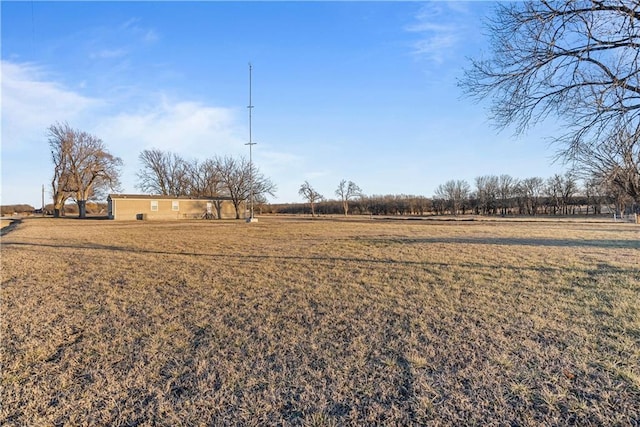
[
  {"left": 361, "top": 236, "right": 640, "bottom": 249},
  {"left": 4, "top": 241, "right": 639, "bottom": 277},
  {"left": 0, "top": 219, "right": 22, "bottom": 236}
]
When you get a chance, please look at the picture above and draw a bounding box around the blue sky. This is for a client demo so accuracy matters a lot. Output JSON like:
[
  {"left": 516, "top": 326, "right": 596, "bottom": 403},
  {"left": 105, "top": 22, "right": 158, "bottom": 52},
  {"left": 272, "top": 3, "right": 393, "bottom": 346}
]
[{"left": 1, "top": 1, "right": 567, "bottom": 207}]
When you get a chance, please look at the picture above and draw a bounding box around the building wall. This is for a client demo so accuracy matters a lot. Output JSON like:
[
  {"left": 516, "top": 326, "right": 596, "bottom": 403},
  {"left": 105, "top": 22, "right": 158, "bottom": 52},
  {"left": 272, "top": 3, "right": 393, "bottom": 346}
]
[{"left": 109, "top": 197, "right": 238, "bottom": 220}]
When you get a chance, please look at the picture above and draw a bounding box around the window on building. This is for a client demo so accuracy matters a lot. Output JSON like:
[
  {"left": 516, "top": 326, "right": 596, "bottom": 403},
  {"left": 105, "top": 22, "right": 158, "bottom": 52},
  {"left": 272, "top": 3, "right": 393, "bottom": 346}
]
[
  {"left": 150, "top": 200, "right": 158, "bottom": 211},
  {"left": 172, "top": 201, "right": 179, "bottom": 211}
]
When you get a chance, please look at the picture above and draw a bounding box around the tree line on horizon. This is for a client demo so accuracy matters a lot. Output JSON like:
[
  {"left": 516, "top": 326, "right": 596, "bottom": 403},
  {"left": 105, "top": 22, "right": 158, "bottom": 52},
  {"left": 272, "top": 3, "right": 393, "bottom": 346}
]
[
  {"left": 43, "top": 121, "right": 637, "bottom": 220},
  {"left": 0, "top": 202, "right": 108, "bottom": 217},
  {"left": 267, "top": 172, "right": 636, "bottom": 218},
  {"left": 43, "top": 120, "right": 636, "bottom": 219}
]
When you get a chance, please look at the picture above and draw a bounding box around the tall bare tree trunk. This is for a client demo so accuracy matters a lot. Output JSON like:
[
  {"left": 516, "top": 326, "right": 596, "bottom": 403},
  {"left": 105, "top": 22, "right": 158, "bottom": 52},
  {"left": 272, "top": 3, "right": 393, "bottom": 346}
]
[
  {"left": 78, "top": 200, "right": 87, "bottom": 218},
  {"left": 214, "top": 200, "right": 222, "bottom": 220}
]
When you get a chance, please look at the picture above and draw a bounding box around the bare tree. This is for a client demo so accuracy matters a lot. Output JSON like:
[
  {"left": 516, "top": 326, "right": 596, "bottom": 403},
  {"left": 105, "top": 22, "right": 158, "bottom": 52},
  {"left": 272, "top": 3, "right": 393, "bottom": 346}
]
[
  {"left": 186, "top": 158, "right": 223, "bottom": 197},
  {"left": 546, "top": 174, "right": 563, "bottom": 215},
  {"left": 474, "top": 175, "right": 499, "bottom": 215},
  {"left": 136, "top": 151, "right": 275, "bottom": 219},
  {"left": 559, "top": 173, "right": 578, "bottom": 215},
  {"left": 335, "top": 179, "right": 362, "bottom": 216},
  {"left": 48, "top": 122, "right": 122, "bottom": 218},
  {"left": 546, "top": 172, "right": 579, "bottom": 215},
  {"left": 137, "top": 149, "right": 189, "bottom": 196},
  {"left": 516, "top": 177, "right": 545, "bottom": 216},
  {"left": 299, "top": 181, "right": 323, "bottom": 217},
  {"left": 434, "top": 180, "right": 470, "bottom": 215},
  {"left": 245, "top": 163, "right": 276, "bottom": 213},
  {"left": 603, "top": 178, "right": 635, "bottom": 216},
  {"left": 68, "top": 134, "right": 122, "bottom": 218},
  {"left": 498, "top": 174, "right": 515, "bottom": 216},
  {"left": 48, "top": 124, "right": 73, "bottom": 217},
  {"left": 216, "top": 156, "right": 276, "bottom": 219},
  {"left": 585, "top": 176, "right": 606, "bottom": 215},
  {"left": 572, "top": 127, "right": 640, "bottom": 203},
  {"left": 461, "top": 1, "right": 640, "bottom": 202},
  {"left": 186, "top": 158, "right": 226, "bottom": 218}
]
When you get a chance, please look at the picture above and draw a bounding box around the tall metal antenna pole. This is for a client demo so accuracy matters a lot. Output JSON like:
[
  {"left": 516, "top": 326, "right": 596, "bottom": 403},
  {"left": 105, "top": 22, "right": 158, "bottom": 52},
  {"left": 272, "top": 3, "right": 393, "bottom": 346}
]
[{"left": 246, "top": 63, "right": 257, "bottom": 222}]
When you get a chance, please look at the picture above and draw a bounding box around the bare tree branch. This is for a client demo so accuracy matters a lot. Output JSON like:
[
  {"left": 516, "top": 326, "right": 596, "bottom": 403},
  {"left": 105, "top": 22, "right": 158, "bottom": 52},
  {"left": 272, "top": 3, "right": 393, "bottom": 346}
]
[
  {"left": 48, "top": 122, "right": 122, "bottom": 218},
  {"left": 136, "top": 149, "right": 188, "bottom": 196},
  {"left": 461, "top": 1, "right": 640, "bottom": 203},
  {"left": 335, "top": 179, "right": 362, "bottom": 216},
  {"left": 216, "top": 156, "right": 276, "bottom": 219},
  {"left": 299, "top": 181, "right": 323, "bottom": 217}
]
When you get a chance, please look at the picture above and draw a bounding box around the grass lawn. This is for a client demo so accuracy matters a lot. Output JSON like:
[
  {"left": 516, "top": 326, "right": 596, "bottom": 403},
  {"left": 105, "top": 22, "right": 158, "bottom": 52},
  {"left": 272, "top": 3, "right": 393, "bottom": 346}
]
[{"left": 1, "top": 216, "right": 639, "bottom": 425}]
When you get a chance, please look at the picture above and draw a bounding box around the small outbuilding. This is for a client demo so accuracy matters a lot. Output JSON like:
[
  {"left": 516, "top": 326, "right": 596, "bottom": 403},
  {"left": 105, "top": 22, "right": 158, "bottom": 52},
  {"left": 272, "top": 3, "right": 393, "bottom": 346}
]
[{"left": 107, "top": 194, "right": 238, "bottom": 220}]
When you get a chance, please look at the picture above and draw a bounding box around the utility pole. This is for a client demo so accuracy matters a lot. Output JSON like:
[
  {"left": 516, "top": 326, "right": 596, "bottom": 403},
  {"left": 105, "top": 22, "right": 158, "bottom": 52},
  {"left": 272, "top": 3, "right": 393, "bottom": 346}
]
[
  {"left": 246, "top": 63, "right": 257, "bottom": 223},
  {"left": 41, "top": 184, "right": 45, "bottom": 216}
]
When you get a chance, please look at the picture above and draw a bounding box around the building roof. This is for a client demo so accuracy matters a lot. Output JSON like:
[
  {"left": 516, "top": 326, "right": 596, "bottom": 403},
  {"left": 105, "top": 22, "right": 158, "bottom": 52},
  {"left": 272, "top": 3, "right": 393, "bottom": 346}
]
[{"left": 108, "top": 194, "right": 233, "bottom": 201}]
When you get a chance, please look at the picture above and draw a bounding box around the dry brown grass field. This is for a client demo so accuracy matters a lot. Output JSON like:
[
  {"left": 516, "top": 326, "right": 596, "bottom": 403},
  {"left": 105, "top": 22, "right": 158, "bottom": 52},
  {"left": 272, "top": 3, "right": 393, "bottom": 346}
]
[{"left": 1, "top": 217, "right": 639, "bottom": 426}]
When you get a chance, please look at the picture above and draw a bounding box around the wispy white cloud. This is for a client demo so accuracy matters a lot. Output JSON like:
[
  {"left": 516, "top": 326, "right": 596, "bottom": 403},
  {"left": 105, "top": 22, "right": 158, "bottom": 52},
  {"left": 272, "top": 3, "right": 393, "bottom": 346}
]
[
  {"left": 405, "top": 3, "right": 470, "bottom": 64},
  {"left": 1, "top": 61, "right": 100, "bottom": 151},
  {"left": 85, "top": 18, "right": 158, "bottom": 63},
  {"left": 143, "top": 29, "right": 159, "bottom": 43},
  {"left": 89, "top": 48, "right": 128, "bottom": 59},
  {"left": 412, "top": 34, "right": 458, "bottom": 64},
  {"left": 446, "top": 2, "right": 471, "bottom": 15},
  {"left": 0, "top": 60, "right": 250, "bottom": 204},
  {"left": 95, "top": 100, "right": 245, "bottom": 193},
  {"left": 119, "top": 18, "right": 160, "bottom": 44},
  {"left": 1, "top": 61, "right": 104, "bottom": 205},
  {"left": 406, "top": 21, "right": 455, "bottom": 34},
  {"left": 96, "top": 98, "right": 243, "bottom": 159}
]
